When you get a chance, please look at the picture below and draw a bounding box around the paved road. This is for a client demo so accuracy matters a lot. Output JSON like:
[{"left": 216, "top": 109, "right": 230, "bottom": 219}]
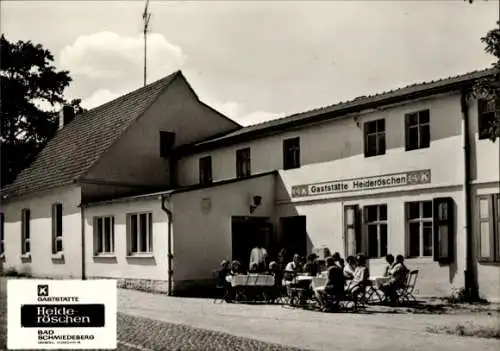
[
  {"left": 117, "top": 313, "right": 307, "bottom": 351},
  {"left": 119, "top": 289, "right": 500, "bottom": 351}
]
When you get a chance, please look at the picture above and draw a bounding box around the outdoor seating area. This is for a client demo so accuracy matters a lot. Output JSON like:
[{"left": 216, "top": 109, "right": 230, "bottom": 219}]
[{"left": 214, "top": 250, "right": 420, "bottom": 313}]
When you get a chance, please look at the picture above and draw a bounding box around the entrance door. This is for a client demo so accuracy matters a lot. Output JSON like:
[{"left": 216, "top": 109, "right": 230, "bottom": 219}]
[
  {"left": 231, "top": 217, "right": 272, "bottom": 271},
  {"left": 280, "top": 216, "right": 307, "bottom": 259}
]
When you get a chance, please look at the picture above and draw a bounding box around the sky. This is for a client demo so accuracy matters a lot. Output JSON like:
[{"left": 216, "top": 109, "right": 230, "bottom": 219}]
[{"left": 2, "top": 1, "right": 499, "bottom": 126}]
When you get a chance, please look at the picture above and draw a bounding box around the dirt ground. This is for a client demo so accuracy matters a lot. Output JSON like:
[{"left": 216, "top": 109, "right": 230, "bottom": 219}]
[{"left": 118, "top": 288, "right": 500, "bottom": 351}]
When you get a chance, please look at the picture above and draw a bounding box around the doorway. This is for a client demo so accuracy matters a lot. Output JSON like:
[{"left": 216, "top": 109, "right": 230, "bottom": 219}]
[
  {"left": 231, "top": 216, "right": 272, "bottom": 271},
  {"left": 280, "top": 216, "right": 307, "bottom": 260}
]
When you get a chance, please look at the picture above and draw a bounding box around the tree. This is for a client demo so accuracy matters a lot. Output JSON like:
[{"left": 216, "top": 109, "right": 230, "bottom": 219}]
[
  {"left": 0, "top": 34, "right": 85, "bottom": 187},
  {"left": 467, "top": 1, "right": 500, "bottom": 142}
]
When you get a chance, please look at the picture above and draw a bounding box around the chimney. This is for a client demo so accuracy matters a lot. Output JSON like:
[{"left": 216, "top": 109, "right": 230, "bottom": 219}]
[{"left": 58, "top": 105, "right": 75, "bottom": 130}]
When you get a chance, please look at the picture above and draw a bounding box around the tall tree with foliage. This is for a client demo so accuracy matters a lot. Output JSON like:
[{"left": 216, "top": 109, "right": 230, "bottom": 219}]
[
  {"left": 467, "top": 0, "right": 500, "bottom": 141},
  {"left": 0, "top": 34, "right": 84, "bottom": 187}
]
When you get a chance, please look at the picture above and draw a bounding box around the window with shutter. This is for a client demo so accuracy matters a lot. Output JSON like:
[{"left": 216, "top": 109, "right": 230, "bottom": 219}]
[
  {"left": 405, "top": 201, "right": 433, "bottom": 258},
  {"left": 432, "top": 197, "right": 454, "bottom": 264},
  {"left": 344, "top": 205, "right": 360, "bottom": 257},
  {"left": 476, "top": 194, "right": 500, "bottom": 262}
]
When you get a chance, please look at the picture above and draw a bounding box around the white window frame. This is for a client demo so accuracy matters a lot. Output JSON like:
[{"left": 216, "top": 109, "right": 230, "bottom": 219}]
[
  {"left": 236, "top": 147, "right": 251, "bottom": 178},
  {"left": 127, "top": 212, "right": 153, "bottom": 255},
  {"left": 364, "top": 119, "right": 386, "bottom": 157},
  {"left": 93, "top": 216, "right": 115, "bottom": 255},
  {"left": 405, "top": 201, "right": 433, "bottom": 258},
  {"left": 283, "top": 137, "right": 301, "bottom": 170},
  {"left": 477, "top": 194, "right": 500, "bottom": 262},
  {"left": 405, "top": 109, "right": 431, "bottom": 151},
  {"left": 21, "top": 208, "right": 31, "bottom": 255},
  {"left": 364, "top": 204, "right": 388, "bottom": 258},
  {"left": 52, "top": 203, "right": 63, "bottom": 255}
]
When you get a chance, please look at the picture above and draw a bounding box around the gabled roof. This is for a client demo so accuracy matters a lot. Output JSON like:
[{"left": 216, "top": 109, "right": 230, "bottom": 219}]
[
  {"left": 2, "top": 71, "right": 183, "bottom": 199},
  {"left": 180, "top": 68, "right": 495, "bottom": 153}
]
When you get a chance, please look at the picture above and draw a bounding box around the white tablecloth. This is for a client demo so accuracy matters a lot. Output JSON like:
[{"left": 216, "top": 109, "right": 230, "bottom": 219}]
[{"left": 369, "top": 276, "right": 390, "bottom": 288}]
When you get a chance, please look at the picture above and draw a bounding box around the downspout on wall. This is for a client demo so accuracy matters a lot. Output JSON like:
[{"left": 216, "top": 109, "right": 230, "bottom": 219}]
[
  {"left": 80, "top": 203, "right": 86, "bottom": 280},
  {"left": 460, "top": 89, "right": 478, "bottom": 301},
  {"left": 161, "top": 194, "right": 174, "bottom": 296}
]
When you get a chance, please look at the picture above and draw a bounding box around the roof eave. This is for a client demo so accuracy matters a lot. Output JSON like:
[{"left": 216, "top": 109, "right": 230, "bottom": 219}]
[{"left": 177, "top": 73, "right": 490, "bottom": 156}]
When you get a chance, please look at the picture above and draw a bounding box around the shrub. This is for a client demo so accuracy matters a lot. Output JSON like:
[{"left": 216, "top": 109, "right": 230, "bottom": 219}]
[{"left": 445, "top": 287, "right": 488, "bottom": 304}]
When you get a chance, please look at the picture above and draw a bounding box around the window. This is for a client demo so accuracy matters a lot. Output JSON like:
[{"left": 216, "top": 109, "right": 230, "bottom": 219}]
[
  {"left": 236, "top": 148, "right": 251, "bottom": 178},
  {"left": 159, "top": 131, "right": 176, "bottom": 158},
  {"left": 21, "top": 208, "right": 30, "bottom": 255},
  {"left": 0, "top": 213, "right": 4, "bottom": 257},
  {"left": 364, "top": 119, "right": 386, "bottom": 157},
  {"left": 477, "top": 194, "right": 500, "bottom": 262},
  {"left": 199, "top": 156, "right": 212, "bottom": 185},
  {"left": 93, "top": 216, "right": 115, "bottom": 255},
  {"left": 51, "top": 203, "right": 63, "bottom": 254},
  {"left": 405, "top": 201, "right": 433, "bottom": 257},
  {"left": 283, "top": 137, "right": 300, "bottom": 170},
  {"left": 363, "top": 204, "right": 388, "bottom": 258},
  {"left": 344, "top": 205, "right": 361, "bottom": 257},
  {"left": 127, "top": 213, "right": 153, "bottom": 254},
  {"left": 433, "top": 197, "right": 455, "bottom": 264},
  {"left": 405, "top": 109, "right": 430, "bottom": 151},
  {"left": 478, "top": 99, "right": 496, "bottom": 140}
]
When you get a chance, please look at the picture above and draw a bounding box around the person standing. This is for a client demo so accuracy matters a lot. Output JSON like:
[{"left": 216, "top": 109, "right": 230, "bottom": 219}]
[{"left": 249, "top": 243, "right": 268, "bottom": 273}]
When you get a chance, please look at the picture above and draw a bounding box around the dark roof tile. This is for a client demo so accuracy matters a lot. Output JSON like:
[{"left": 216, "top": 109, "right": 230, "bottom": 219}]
[{"left": 2, "top": 71, "right": 181, "bottom": 199}]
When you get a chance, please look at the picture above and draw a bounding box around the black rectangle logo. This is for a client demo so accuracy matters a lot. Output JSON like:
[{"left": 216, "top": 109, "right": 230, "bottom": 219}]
[{"left": 21, "top": 304, "right": 105, "bottom": 328}]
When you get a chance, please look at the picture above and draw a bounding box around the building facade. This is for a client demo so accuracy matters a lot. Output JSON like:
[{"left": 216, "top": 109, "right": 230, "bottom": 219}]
[{"left": 1, "top": 69, "right": 499, "bottom": 300}]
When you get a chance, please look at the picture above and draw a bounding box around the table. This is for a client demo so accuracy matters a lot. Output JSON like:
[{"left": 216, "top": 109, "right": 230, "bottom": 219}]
[
  {"left": 228, "top": 274, "right": 275, "bottom": 287},
  {"left": 369, "top": 276, "right": 391, "bottom": 289},
  {"left": 295, "top": 275, "right": 314, "bottom": 282},
  {"left": 227, "top": 274, "right": 276, "bottom": 303}
]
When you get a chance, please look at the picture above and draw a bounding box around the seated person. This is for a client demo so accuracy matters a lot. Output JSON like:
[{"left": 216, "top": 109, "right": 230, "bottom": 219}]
[
  {"left": 380, "top": 254, "right": 409, "bottom": 304},
  {"left": 249, "top": 263, "right": 259, "bottom": 274},
  {"left": 343, "top": 255, "right": 357, "bottom": 280},
  {"left": 315, "top": 256, "right": 345, "bottom": 310},
  {"left": 332, "top": 252, "right": 344, "bottom": 269},
  {"left": 383, "top": 254, "right": 395, "bottom": 277},
  {"left": 230, "top": 260, "right": 242, "bottom": 275},
  {"left": 216, "top": 260, "right": 232, "bottom": 302},
  {"left": 303, "top": 253, "right": 319, "bottom": 277},
  {"left": 217, "top": 260, "right": 231, "bottom": 287},
  {"left": 348, "top": 254, "right": 369, "bottom": 297},
  {"left": 283, "top": 254, "right": 302, "bottom": 282}
]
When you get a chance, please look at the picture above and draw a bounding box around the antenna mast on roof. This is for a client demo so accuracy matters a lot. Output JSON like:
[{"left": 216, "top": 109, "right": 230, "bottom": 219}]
[{"left": 142, "top": 0, "right": 152, "bottom": 86}]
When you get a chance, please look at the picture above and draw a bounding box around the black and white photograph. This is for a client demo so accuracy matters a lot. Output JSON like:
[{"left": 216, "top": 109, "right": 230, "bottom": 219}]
[{"left": 0, "top": 1, "right": 499, "bottom": 350}]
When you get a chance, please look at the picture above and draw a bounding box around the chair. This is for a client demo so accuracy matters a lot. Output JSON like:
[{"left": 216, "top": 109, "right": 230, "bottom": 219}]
[
  {"left": 213, "top": 270, "right": 231, "bottom": 304},
  {"left": 363, "top": 282, "right": 384, "bottom": 304},
  {"left": 396, "top": 269, "right": 419, "bottom": 304}
]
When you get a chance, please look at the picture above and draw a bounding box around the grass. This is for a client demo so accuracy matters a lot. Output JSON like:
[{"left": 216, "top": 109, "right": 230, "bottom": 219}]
[{"left": 427, "top": 322, "right": 500, "bottom": 339}]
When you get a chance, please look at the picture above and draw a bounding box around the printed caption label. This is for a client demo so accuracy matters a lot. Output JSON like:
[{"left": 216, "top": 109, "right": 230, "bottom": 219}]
[{"left": 7, "top": 279, "right": 117, "bottom": 350}]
